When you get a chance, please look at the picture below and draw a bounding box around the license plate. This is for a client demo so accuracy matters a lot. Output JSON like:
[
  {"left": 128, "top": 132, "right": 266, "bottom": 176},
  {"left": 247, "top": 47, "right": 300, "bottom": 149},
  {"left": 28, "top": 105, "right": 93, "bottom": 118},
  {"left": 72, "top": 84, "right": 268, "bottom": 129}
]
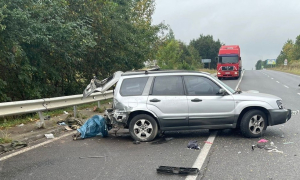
[{"left": 225, "top": 72, "right": 230, "bottom": 74}]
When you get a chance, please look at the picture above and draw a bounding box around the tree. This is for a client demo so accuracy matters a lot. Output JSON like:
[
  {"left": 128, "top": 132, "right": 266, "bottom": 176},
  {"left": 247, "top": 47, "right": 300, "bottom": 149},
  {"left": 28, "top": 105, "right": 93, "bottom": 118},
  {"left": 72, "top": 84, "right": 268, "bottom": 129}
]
[
  {"left": 0, "top": 0, "right": 164, "bottom": 102},
  {"left": 255, "top": 60, "right": 262, "bottom": 70},
  {"left": 189, "top": 34, "right": 222, "bottom": 69},
  {"left": 156, "top": 39, "right": 182, "bottom": 69}
]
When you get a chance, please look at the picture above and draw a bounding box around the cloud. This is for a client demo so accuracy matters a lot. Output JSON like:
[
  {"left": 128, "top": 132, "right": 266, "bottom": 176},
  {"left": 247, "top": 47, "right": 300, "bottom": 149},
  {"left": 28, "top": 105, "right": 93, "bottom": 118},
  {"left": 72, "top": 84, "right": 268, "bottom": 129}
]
[{"left": 152, "top": 0, "right": 300, "bottom": 69}]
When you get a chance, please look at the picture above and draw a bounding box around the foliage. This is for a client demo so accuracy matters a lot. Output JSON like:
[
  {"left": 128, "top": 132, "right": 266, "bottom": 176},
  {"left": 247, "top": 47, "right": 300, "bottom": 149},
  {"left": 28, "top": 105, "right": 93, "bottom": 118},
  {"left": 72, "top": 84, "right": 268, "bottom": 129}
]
[
  {"left": 0, "top": 0, "right": 161, "bottom": 102},
  {"left": 155, "top": 28, "right": 205, "bottom": 70},
  {"left": 255, "top": 60, "right": 263, "bottom": 70},
  {"left": 189, "top": 34, "right": 222, "bottom": 69},
  {"left": 257, "top": 34, "right": 300, "bottom": 69}
]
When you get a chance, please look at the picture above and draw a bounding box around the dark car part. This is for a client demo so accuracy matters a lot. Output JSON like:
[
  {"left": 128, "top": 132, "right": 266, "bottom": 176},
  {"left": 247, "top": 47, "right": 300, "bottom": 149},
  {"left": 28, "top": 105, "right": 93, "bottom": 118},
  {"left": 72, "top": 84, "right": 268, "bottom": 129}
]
[{"left": 157, "top": 166, "right": 200, "bottom": 175}]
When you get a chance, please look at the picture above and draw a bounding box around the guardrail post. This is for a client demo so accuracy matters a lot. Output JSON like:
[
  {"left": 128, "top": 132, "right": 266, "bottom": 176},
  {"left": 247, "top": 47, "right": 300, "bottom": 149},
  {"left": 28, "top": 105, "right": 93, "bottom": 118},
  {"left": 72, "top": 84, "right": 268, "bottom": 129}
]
[
  {"left": 73, "top": 105, "right": 77, "bottom": 118},
  {"left": 37, "top": 111, "right": 46, "bottom": 128},
  {"left": 98, "top": 101, "right": 101, "bottom": 108}
]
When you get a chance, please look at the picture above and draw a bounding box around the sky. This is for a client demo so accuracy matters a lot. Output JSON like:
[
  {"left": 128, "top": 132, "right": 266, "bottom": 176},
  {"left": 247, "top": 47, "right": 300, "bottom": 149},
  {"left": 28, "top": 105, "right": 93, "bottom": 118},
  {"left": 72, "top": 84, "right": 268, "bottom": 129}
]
[{"left": 151, "top": 0, "right": 300, "bottom": 70}]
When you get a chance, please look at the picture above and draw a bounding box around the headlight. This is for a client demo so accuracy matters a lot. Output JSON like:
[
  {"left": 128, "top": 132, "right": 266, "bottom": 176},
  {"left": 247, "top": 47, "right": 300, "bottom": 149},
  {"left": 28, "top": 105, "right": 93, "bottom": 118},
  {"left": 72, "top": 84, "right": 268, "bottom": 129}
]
[{"left": 276, "top": 100, "right": 283, "bottom": 109}]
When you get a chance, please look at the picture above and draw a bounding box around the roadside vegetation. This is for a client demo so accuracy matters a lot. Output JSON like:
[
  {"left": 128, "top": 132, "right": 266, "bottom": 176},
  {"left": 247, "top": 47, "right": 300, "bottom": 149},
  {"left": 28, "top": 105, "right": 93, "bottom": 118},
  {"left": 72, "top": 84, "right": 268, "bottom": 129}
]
[
  {"left": 268, "top": 61, "right": 300, "bottom": 76},
  {"left": 0, "top": 99, "right": 112, "bottom": 129},
  {"left": 255, "top": 34, "right": 300, "bottom": 74},
  {"left": 0, "top": 0, "right": 222, "bottom": 103}
]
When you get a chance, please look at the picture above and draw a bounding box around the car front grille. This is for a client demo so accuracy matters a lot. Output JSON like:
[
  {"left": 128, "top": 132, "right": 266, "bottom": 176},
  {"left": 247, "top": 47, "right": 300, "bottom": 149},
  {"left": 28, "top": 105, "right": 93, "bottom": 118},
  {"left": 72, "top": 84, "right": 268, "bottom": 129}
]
[{"left": 221, "top": 66, "right": 234, "bottom": 71}]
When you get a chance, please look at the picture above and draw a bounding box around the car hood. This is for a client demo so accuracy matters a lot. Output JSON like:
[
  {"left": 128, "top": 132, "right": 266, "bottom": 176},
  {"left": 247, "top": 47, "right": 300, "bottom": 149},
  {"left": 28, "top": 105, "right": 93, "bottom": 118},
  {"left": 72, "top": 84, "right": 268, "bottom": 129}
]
[
  {"left": 83, "top": 71, "right": 123, "bottom": 98},
  {"left": 233, "top": 91, "right": 281, "bottom": 101}
]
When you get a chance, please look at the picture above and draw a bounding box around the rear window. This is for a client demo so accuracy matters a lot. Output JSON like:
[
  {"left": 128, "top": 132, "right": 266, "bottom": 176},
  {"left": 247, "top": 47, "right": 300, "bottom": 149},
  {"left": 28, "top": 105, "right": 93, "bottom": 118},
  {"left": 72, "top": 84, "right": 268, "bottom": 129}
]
[{"left": 120, "top": 77, "right": 149, "bottom": 96}]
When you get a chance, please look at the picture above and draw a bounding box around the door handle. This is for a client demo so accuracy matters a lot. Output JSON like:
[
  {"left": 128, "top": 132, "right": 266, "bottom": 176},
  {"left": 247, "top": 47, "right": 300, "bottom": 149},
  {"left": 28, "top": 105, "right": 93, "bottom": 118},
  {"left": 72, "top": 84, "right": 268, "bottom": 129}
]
[
  {"left": 150, "top": 98, "right": 161, "bottom": 102},
  {"left": 191, "top": 98, "right": 202, "bottom": 102}
]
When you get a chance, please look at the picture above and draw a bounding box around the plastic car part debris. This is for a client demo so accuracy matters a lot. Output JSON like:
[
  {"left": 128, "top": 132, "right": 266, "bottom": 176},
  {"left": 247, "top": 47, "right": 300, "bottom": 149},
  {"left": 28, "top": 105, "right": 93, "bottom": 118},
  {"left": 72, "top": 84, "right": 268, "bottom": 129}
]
[
  {"left": 187, "top": 140, "right": 200, "bottom": 150},
  {"left": 64, "top": 126, "right": 73, "bottom": 131},
  {"left": 45, "top": 134, "right": 54, "bottom": 139},
  {"left": 58, "top": 122, "right": 67, "bottom": 126},
  {"left": 263, "top": 146, "right": 273, "bottom": 150},
  {"left": 165, "top": 137, "right": 174, "bottom": 141},
  {"left": 156, "top": 166, "right": 200, "bottom": 175},
  {"left": 292, "top": 110, "right": 299, "bottom": 115},
  {"left": 283, "top": 142, "right": 294, "bottom": 144},
  {"left": 267, "top": 149, "right": 283, "bottom": 153},
  {"left": 72, "top": 133, "right": 82, "bottom": 140},
  {"left": 258, "top": 139, "right": 268, "bottom": 143},
  {"left": 133, "top": 140, "right": 140, "bottom": 144},
  {"left": 44, "top": 115, "right": 51, "bottom": 120},
  {"left": 0, "top": 141, "right": 28, "bottom": 153},
  {"left": 151, "top": 137, "right": 174, "bottom": 145},
  {"left": 204, "top": 141, "right": 213, "bottom": 144},
  {"left": 63, "top": 111, "right": 69, "bottom": 114},
  {"left": 79, "top": 156, "right": 105, "bottom": 159},
  {"left": 18, "top": 123, "right": 24, "bottom": 127}
]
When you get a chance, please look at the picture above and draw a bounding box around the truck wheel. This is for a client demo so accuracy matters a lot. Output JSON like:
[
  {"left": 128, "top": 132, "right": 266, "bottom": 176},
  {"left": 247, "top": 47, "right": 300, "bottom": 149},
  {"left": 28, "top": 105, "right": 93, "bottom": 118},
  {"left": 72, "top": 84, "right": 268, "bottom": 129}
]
[
  {"left": 129, "top": 114, "right": 158, "bottom": 142},
  {"left": 240, "top": 110, "right": 267, "bottom": 138}
]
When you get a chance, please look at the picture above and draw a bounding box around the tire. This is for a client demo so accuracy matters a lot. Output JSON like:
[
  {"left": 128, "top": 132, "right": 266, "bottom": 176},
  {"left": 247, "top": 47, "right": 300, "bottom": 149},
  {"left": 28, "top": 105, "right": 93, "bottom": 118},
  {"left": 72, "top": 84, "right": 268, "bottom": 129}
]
[
  {"left": 240, "top": 110, "right": 267, "bottom": 138},
  {"left": 129, "top": 114, "right": 158, "bottom": 142}
]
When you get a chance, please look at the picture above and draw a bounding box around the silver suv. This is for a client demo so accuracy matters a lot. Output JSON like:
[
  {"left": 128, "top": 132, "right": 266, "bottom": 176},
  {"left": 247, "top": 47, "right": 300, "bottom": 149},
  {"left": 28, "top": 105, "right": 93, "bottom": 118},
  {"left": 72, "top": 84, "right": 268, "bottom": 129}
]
[{"left": 83, "top": 70, "right": 291, "bottom": 142}]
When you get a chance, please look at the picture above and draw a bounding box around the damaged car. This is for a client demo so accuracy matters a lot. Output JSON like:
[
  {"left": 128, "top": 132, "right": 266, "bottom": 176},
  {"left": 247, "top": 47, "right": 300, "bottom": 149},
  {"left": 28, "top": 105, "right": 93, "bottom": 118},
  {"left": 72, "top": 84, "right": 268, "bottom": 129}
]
[{"left": 83, "top": 70, "right": 291, "bottom": 142}]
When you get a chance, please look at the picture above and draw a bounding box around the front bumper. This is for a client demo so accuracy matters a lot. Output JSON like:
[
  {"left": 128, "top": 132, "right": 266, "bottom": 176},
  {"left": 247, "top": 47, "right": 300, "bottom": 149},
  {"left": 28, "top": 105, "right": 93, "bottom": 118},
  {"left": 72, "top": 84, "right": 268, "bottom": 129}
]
[
  {"left": 268, "top": 109, "right": 291, "bottom": 126},
  {"left": 217, "top": 71, "right": 239, "bottom": 77}
]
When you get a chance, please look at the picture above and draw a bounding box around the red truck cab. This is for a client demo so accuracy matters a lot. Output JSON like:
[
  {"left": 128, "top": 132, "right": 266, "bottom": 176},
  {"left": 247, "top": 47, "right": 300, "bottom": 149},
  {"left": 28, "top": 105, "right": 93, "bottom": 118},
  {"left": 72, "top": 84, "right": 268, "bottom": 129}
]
[{"left": 217, "top": 45, "right": 242, "bottom": 79}]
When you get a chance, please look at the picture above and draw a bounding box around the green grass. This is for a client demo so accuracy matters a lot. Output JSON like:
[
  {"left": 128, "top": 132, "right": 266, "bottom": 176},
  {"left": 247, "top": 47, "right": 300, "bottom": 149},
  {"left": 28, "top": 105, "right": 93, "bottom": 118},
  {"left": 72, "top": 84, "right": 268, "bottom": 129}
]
[
  {"left": 0, "top": 129, "right": 12, "bottom": 144},
  {"left": 265, "top": 60, "right": 300, "bottom": 75},
  {"left": 0, "top": 99, "right": 112, "bottom": 129}
]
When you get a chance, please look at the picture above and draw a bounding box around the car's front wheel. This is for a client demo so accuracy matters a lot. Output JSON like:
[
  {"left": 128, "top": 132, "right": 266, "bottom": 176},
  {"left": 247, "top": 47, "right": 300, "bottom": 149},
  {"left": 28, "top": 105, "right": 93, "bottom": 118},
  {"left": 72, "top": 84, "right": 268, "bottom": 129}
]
[
  {"left": 240, "top": 110, "right": 267, "bottom": 138},
  {"left": 129, "top": 114, "right": 158, "bottom": 142}
]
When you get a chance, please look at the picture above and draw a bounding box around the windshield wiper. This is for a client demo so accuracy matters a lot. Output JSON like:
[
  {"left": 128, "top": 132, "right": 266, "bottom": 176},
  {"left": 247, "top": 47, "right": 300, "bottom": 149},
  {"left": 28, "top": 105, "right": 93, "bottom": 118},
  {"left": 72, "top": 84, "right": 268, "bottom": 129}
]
[{"left": 234, "top": 88, "right": 242, "bottom": 94}]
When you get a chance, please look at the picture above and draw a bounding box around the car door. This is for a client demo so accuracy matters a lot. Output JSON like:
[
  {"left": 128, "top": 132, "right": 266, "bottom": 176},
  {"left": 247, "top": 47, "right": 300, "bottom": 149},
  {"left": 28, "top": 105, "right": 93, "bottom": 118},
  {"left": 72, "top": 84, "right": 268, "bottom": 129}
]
[
  {"left": 146, "top": 76, "right": 189, "bottom": 130},
  {"left": 184, "top": 75, "right": 235, "bottom": 129}
]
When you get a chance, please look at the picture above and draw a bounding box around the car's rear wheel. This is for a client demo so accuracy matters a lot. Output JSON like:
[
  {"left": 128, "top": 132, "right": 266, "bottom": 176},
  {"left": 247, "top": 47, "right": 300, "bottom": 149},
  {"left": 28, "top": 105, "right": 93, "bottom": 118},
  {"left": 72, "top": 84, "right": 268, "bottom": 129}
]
[
  {"left": 129, "top": 114, "right": 158, "bottom": 142},
  {"left": 240, "top": 110, "right": 267, "bottom": 138}
]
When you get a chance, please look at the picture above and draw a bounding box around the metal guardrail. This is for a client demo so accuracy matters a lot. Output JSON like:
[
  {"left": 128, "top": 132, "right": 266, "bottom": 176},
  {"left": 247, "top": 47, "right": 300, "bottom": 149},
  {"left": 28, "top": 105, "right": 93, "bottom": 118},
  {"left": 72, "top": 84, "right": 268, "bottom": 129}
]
[{"left": 0, "top": 90, "right": 114, "bottom": 127}]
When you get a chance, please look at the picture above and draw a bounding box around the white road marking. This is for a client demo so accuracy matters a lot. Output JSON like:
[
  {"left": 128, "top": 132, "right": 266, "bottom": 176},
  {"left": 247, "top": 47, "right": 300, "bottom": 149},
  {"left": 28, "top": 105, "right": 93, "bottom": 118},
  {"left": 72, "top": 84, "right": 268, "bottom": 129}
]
[
  {"left": 298, "top": 93, "right": 300, "bottom": 96},
  {"left": 0, "top": 131, "right": 76, "bottom": 161},
  {"left": 276, "top": 81, "right": 280, "bottom": 83},
  {"left": 235, "top": 70, "right": 245, "bottom": 90},
  {"left": 284, "top": 85, "right": 289, "bottom": 88},
  {"left": 271, "top": 78, "right": 273, "bottom": 79},
  {"left": 185, "top": 131, "right": 217, "bottom": 180}
]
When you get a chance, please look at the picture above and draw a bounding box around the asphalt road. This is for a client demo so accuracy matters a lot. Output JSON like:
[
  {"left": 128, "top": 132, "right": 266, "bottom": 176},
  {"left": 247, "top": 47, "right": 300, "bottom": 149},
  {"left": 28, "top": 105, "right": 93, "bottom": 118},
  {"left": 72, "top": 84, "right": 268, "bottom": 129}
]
[{"left": 1, "top": 70, "right": 300, "bottom": 180}]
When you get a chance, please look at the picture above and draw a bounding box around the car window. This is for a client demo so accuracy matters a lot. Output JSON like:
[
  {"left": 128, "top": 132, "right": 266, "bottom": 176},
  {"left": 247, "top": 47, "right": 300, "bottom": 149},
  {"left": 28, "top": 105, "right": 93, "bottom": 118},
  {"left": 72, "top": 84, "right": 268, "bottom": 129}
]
[
  {"left": 184, "top": 76, "right": 221, "bottom": 96},
  {"left": 151, "top": 76, "right": 184, "bottom": 95},
  {"left": 210, "top": 75, "right": 235, "bottom": 94},
  {"left": 120, "top": 77, "right": 148, "bottom": 96}
]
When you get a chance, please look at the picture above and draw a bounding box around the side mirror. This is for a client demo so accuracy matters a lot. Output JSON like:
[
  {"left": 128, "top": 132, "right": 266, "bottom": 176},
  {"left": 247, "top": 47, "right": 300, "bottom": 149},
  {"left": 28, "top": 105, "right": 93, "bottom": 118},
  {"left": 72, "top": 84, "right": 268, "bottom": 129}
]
[
  {"left": 218, "top": 88, "right": 227, "bottom": 96},
  {"left": 215, "top": 57, "right": 218, "bottom": 61},
  {"left": 239, "top": 57, "right": 241, "bottom": 60}
]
